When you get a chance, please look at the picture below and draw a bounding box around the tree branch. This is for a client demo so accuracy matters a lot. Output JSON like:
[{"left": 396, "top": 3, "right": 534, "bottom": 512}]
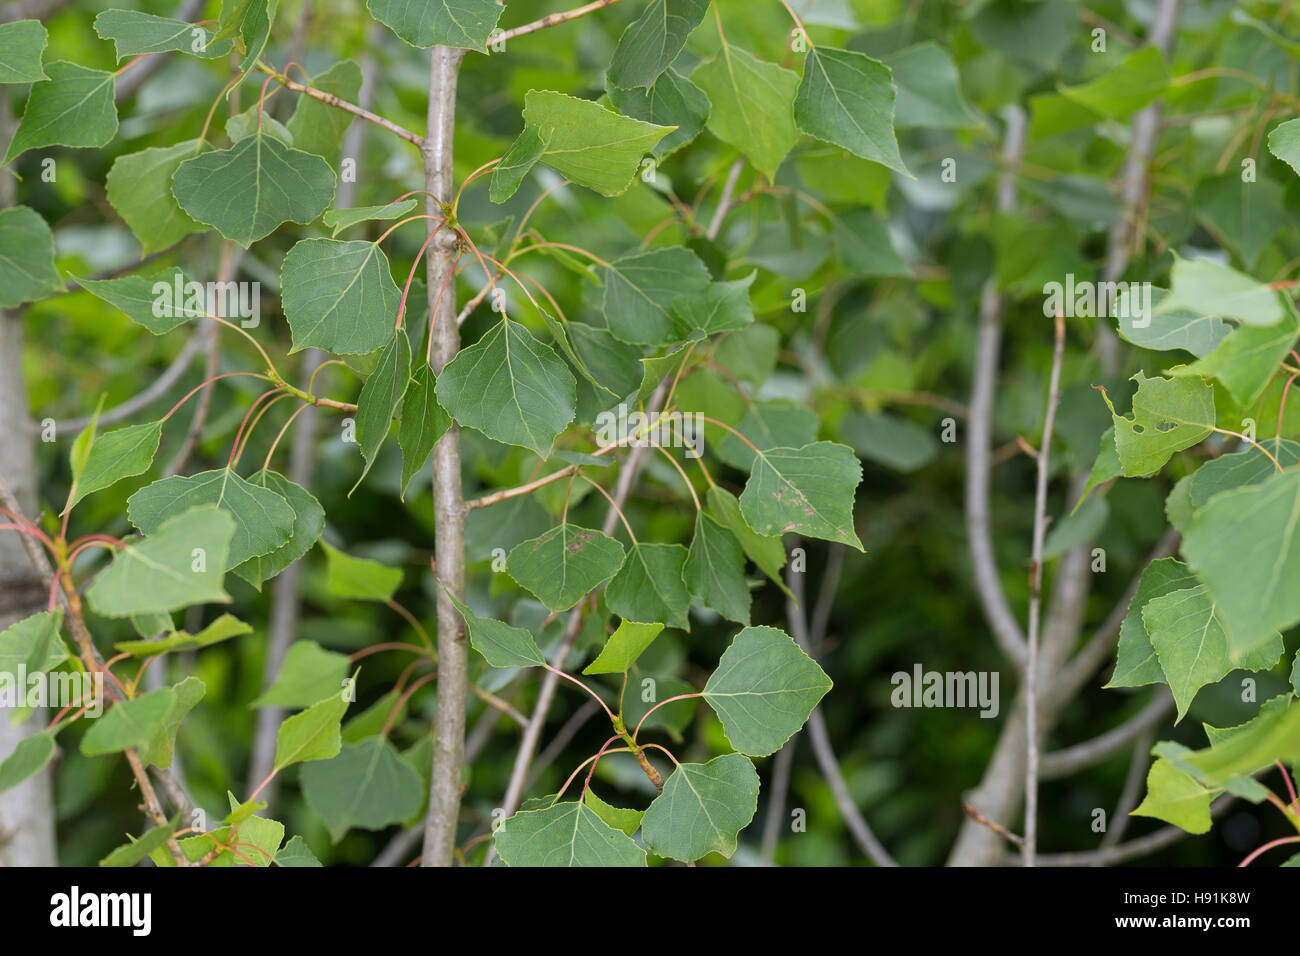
[
  {"left": 494, "top": 0, "right": 627, "bottom": 45},
  {"left": 786, "top": 538, "right": 897, "bottom": 867},
  {"left": 1040, "top": 690, "right": 1173, "bottom": 780},
  {"left": 964, "top": 104, "right": 1028, "bottom": 670},
  {"left": 421, "top": 44, "right": 469, "bottom": 869}
]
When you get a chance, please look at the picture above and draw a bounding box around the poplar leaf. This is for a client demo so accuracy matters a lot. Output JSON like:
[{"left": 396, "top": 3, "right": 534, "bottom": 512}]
[
  {"left": 253, "top": 641, "right": 350, "bottom": 709},
  {"left": 301, "top": 737, "right": 425, "bottom": 841},
  {"left": 273, "top": 691, "right": 349, "bottom": 771},
  {"left": 128, "top": 468, "right": 295, "bottom": 568},
  {"left": 521, "top": 90, "right": 673, "bottom": 197},
  {"left": 599, "top": 246, "right": 711, "bottom": 346},
  {"left": 398, "top": 364, "right": 452, "bottom": 498},
  {"left": 352, "top": 327, "right": 411, "bottom": 494},
  {"left": 444, "top": 591, "right": 547, "bottom": 668},
  {"left": 693, "top": 44, "right": 798, "bottom": 181},
  {"left": 5, "top": 61, "right": 116, "bottom": 162},
  {"left": 1100, "top": 373, "right": 1215, "bottom": 478},
  {"left": 640, "top": 753, "right": 759, "bottom": 861},
  {"left": 495, "top": 800, "right": 646, "bottom": 867},
  {"left": 81, "top": 688, "right": 176, "bottom": 756},
  {"left": 0, "top": 206, "right": 62, "bottom": 307},
  {"left": 606, "top": 543, "right": 691, "bottom": 630},
  {"left": 435, "top": 318, "right": 576, "bottom": 458},
  {"left": 106, "top": 141, "right": 206, "bottom": 255},
  {"left": 171, "top": 131, "right": 336, "bottom": 247},
  {"left": 321, "top": 542, "right": 402, "bottom": 602},
  {"left": 67, "top": 421, "right": 163, "bottom": 509},
  {"left": 93, "top": 10, "right": 233, "bottom": 59},
  {"left": 583, "top": 620, "right": 664, "bottom": 675},
  {"left": 738, "top": 441, "right": 864, "bottom": 549},
  {"left": 607, "top": 0, "right": 711, "bottom": 90},
  {"left": 367, "top": 0, "right": 503, "bottom": 51},
  {"left": 281, "top": 238, "right": 399, "bottom": 355},
  {"left": 0, "top": 20, "right": 48, "bottom": 84},
  {"left": 793, "top": 47, "right": 907, "bottom": 175},
  {"left": 684, "top": 512, "right": 751, "bottom": 624},
  {"left": 506, "top": 523, "right": 626, "bottom": 612},
  {"left": 702, "top": 625, "right": 831, "bottom": 756},
  {"left": 86, "top": 506, "right": 235, "bottom": 617}
]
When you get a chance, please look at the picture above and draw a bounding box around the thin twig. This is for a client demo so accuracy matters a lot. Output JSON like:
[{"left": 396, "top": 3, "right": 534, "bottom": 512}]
[
  {"left": 493, "top": 0, "right": 626, "bottom": 45},
  {"left": 1040, "top": 690, "right": 1173, "bottom": 780},
  {"left": 1024, "top": 311, "right": 1067, "bottom": 867}
]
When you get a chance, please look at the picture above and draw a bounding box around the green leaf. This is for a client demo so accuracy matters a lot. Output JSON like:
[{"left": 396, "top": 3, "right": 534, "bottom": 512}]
[
  {"left": 1171, "top": 298, "right": 1300, "bottom": 405},
  {"left": 139, "top": 676, "right": 206, "bottom": 768},
  {"left": 81, "top": 688, "right": 175, "bottom": 756},
  {"left": 1042, "top": 495, "right": 1107, "bottom": 559},
  {"left": 583, "top": 619, "right": 665, "bottom": 675},
  {"left": 521, "top": 90, "right": 673, "bottom": 197},
  {"left": 506, "top": 523, "right": 626, "bottom": 613},
  {"left": 495, "top": 800, "right": 647, "bottom": 867},
  {"left": 106, "top": 141, "right": 205, "bottom": 255},
  {"left": 72, "top": 268, "right": 197, "bottom": 335},
  {"left": 830, "top": 208, "right": 910, "bottom": 278},
  {"left": 1188, "top": 439, "right": 1300, "bottom": 508},
  {"left": 1158, "top": 698, "right": 1300, "bottom": 786},
  {"left": 367, "top": 0, "right": 503, "bottom": 51},
  {"left": 606, "top": 542, "right": 691, "bottom": 631},
  {"left": 93, "top": 10, "right": 232, "bottom": 59},
  {"left": 1114, "top": 287, "right": 1230, "bottom": 358},
  {"left": 599, "top": 246, "right": 711, "bottom": 346},
  {"left": 171, "top": 131, "right": 336, "bottom": 247},
  {"left": 0, "top": 611, "right": 68, "bottom": 677},
  {"left": 253, "top": 641, "right": 350, "bottom": 709},
  {"left": 683, "top": 512, "right": 750, "bottom": 624},
  {"left": 285, "top": 59, "right": 362, "bottom": 159},
  {"left": 671, "top": 272, "right": 756, "bottom": 339},
  {"left": 114, "top": 615, "right": 250, "bottom": 658},
  {"left": 693, "top": 44, "right": 798, "bottom": 181},
  {"left": 5, "top": 61, "right": 116, "bottom": 162},
  {"left": 883, "top": 42, "right": 978, "bottom": 129},
  {"left": 398, "top": 364, "right": 452, "bottom": 499},
  {"left": 67, "top": 421, "right": 163, "bottom": 510},
  {"left": 234, "top": 470, "right": 325, "bottom": 590},
  {"left": 607, "top": 68, "right": 710, "bottom": 158},
  {"left": 1100, "top": 373, "right": 1215, "bottom": 478},
  {"left": 276, "top": 835, "right": 322, "bottom": 866},
  {"left": 640, "top": 753, "right": 759, "bottom": 861},
  {"left": 323, "top": 199, "right": 419, "bottom": 237},
  {"left": 1106, "top": 557, "right": 1198, "bottom": 689},
  {"left": 794, "top": 46, "right": 907, "bottom": 176},
  {"left": 738, "top": 441, "right": 864, "bottom": 549},
  {"left": 444, "top": 590, "right": 547, "bottom": 668},
  {"left": 301, "top": 737, "right": 425, "bottom": 841},
  {"left": 321, "top": 541, "right": 402, "bottom": 602},
  {"left": 1143, "top": 585, "right": 1282, "bottom": 721},
  {"left": 1131, "top": 758, "right": 1214, "bottom": 834},
  {"left": 1268, "top": 116, "right": 1300, "bottom": 179},
  {"left": 838, "top": 411, "right": 938, "bottom": 473},
  {"left": 273, "top": 690, "right": 349, "bottom": 771},
  {"left": 0, "top": 20, "right": 47, "bottom": 84},
  {"left": 0, "top": 206, "right": 62, "bottom": 307},
  {"left": 718, "top": 401, "right": 819, "bottom": 471},
  {"left": 225, "top": 105, "right": 294, "bottom": 146},
  {"left": 353, "top": 327, "right": 411, "bottom": 493},
  {"left": 489, "top": 125, "right": 549, "bottom": 204},
  {"left": 128, "top": 468, "right": 295, "bottom": 568},
  {"left": 1059, "top": 46, "right": 1169, "bottom": 120},
  {"left": 702, "top": 625, "right": 831, "bottom": 756},
  {"left": 86, "top": 506, "right": 235, "bottom": 617},
  {"left": 607, "top": 0, "right": 710, "bottom": 89},
  {"left": 99, "top": 815, "right": 181, "bottom": 867},
  {"left": 1183, "top": 468, "right": 1300, "bottom": 658},
  {"left": 705, "top": 486, "right": 790, "bottom": 598},
  {"left": 1164, "top": 256, "right": 1284, "bottom": 327},
  {"left": 582, "top": 790, "right": 643, "bottom": 836},
  {"left": 281, "top": 238, "right": 400, "bottom": 355},
  {"left": 0, "top": 731, "right": 55, "bottom": 794},
  {"left": 435, "top": 318, "right": 576, "bottom": 458}
]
